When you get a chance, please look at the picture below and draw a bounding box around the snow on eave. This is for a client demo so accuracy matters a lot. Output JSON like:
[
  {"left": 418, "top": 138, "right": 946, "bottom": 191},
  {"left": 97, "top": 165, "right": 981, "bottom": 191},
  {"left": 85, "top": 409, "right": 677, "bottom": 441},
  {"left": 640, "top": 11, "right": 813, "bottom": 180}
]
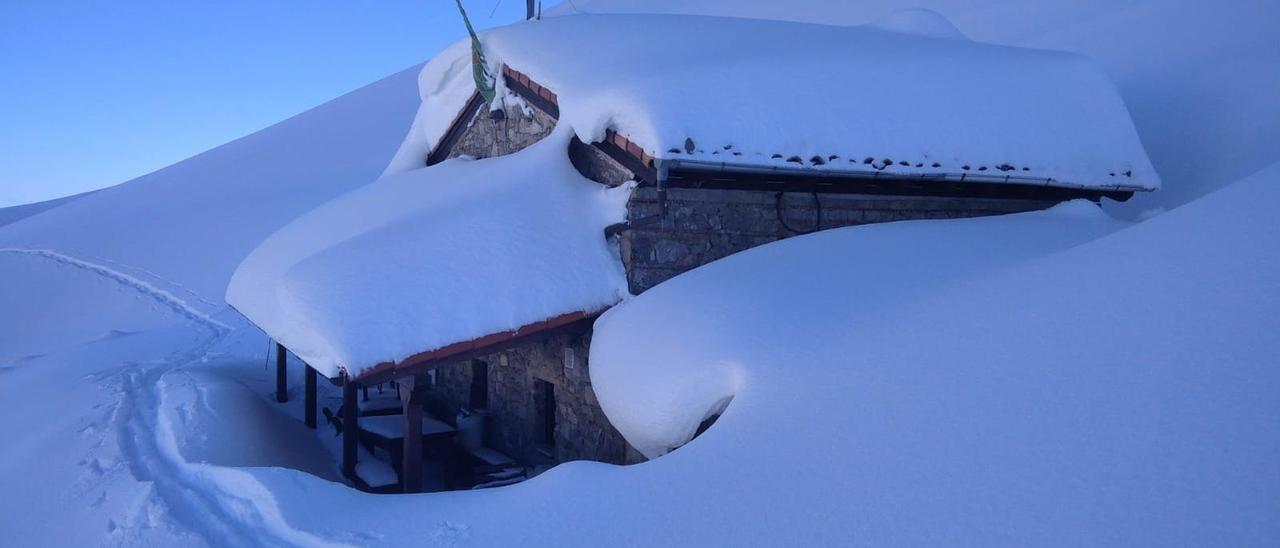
[
  {"left": 228, "top": 127, "right": 632, "bottom": 380},
  {"left": 352, "top": 308, "right": 601, "bottom": 384},
  {"left": 426, "top": 60, "right": 1153, "bottom": 195},
  {"left": 455, "top": 14, "right": 1162, "bottom": 192},
  {"left": 656, "top": 156, "right": 1154, "bottom": 194}
]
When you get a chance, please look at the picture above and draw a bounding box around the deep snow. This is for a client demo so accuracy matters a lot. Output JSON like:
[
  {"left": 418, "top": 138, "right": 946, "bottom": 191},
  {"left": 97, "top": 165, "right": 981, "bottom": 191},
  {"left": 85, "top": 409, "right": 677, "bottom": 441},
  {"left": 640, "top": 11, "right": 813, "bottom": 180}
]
[
  {"left": 548, "top": 0, "right": 1280, "bottom": 218},
  {"left": 1, "top": 0, "right": 1277, "bottom": 545},
  {"left": 0, "top": 189, "right": 96, "bottom": 228},
  {"left": 390, "top": 13, "right": 1158, "bottom": 191},
  {"left": 0, "top": 64, "right": 422, "bottom": 310},
  {"left": 59, "top": 160, "right": 1270, "bottom": 547},
  {"left": 227, "top": 127, "right": 631, "bottom": 377},
  {"left": 583, "top": 160, "right": 1280, "bottom": 545},
  {"left": 0, "top": 63, "right": 422, "bottom": 546}
]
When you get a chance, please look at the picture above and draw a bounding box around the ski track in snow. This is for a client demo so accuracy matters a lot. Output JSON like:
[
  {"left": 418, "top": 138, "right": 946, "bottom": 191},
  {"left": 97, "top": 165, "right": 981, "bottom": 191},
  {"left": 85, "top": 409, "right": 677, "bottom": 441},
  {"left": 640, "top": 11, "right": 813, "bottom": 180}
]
[
  {"left": 105, "top": 330, "right": 344, "bottom": 547},
  {"left": 95, "top": 254, "right": 223, "bottom": 310},
  {"left": 0, "top": 248, "right": 332, "bottom": 544},
  {"left": 0, "top": 248, "right": 230, "bottom": 333}
]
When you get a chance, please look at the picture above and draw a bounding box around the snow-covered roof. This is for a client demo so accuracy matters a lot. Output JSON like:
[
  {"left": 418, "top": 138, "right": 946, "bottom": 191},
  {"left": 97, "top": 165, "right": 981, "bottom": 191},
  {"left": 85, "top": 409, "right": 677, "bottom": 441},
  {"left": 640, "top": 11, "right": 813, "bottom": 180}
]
[
  {"left": 226, "top": 128, "right": 631, "bottom": 378},
  {"left": 389, "top": 13, "right": 1159, "bottom": 192}
]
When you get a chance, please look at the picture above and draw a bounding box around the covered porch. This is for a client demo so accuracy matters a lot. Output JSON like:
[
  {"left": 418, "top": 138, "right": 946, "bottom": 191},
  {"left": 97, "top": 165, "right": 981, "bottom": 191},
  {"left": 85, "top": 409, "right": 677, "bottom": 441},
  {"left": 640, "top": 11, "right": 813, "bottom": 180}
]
[{"left": 268, "top": 311, "right": 592, "bottom": 493}]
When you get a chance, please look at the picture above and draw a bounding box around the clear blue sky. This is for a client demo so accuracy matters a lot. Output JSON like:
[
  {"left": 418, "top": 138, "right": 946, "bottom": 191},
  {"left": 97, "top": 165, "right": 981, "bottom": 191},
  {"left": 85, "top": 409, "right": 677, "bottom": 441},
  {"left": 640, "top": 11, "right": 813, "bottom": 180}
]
[{"left": 0, "top": 1, "right": 533, "bottom": 208}]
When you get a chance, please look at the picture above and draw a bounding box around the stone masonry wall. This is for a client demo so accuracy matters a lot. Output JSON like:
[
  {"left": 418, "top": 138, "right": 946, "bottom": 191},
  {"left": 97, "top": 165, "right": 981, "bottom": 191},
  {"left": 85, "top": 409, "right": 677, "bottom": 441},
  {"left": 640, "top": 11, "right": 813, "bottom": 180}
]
[
  {"left": 425, "top": 330, "right": 630, "bottom": 466},
  {"left": 447, "top": 98, "right": 556, "bottom": 161},
  {"left": 426, "top": 95, "right": 633, "bottom": 468},
  {"left": 621, "top": 187, "right": 1059, "bottom": 293}
]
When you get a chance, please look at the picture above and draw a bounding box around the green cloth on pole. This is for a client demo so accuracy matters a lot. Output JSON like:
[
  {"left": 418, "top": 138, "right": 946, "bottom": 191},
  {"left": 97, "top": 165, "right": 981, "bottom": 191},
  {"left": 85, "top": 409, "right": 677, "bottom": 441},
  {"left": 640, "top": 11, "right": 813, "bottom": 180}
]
[{"left": 455, "top": 0, "right": 496, "bottom": 105}]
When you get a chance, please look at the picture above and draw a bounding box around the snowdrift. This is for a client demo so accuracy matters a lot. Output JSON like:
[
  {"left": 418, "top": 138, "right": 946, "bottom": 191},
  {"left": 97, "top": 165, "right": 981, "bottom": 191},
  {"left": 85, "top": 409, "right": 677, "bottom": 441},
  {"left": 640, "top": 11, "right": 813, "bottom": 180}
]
[
  {"left": 186, "top": 164, "right": 1279, "bottom": 546},
  {"left": 227, "top": 128, "right": 631, "bottom": 378},
  {"left": 548, "top": 0, "right": 1280, "bottom": 217},
  {"left": 1, "top": 1, "right": 1277, "bottom": 544},
  {"left": 391, "top": 13, "right": 1158, "bottom": 191},
  {"left": 584, "top": 164, "right": 1280, "bottom": 544}
]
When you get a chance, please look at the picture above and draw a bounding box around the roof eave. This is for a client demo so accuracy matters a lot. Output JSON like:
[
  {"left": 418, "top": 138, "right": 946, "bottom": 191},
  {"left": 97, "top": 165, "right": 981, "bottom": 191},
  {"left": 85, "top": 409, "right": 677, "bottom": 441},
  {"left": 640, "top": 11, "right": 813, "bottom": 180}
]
[{"left": 658, "top": 157, "right": 1155, "bottom": 194}]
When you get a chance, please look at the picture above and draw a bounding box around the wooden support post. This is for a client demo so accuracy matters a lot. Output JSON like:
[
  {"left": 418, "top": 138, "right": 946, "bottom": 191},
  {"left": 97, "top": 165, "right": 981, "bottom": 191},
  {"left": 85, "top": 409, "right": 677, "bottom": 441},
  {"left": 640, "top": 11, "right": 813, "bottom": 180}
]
[
  {"left": 304, "top": 364, "right": 317, "bottom": 429},
  {"left": 400, "top": 376, "right": 423, "bottom": 493},
  {"left": 275, "top": 342, "right": 288, "bottom": 403},
  {"left": 342, "top": 376, "right": 359, "bottom": 481}
]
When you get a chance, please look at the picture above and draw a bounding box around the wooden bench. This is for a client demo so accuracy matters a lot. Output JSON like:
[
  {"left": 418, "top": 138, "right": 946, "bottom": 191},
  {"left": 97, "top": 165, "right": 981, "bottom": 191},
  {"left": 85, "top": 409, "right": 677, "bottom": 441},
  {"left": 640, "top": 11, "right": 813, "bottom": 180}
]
[
  {"left": 456, "top": 445, "right": 527, "bottom": 489},
  {"left": 358, "top": 414, "right": 457, "bottom": 480}
]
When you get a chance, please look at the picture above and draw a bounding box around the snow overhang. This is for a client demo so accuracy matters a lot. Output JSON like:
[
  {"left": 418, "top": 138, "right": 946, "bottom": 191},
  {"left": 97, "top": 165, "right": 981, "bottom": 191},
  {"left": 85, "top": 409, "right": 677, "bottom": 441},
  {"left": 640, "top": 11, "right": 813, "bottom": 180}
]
[{"left": 400, "top": 13, "right": 1162, "bottom": 192}]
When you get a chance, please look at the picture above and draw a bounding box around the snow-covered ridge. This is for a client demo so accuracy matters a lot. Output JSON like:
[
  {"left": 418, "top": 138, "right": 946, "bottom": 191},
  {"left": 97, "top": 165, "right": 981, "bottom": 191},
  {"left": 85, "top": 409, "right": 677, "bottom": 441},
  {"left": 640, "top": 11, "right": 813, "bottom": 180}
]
[
  {"left": 0, "top": 248, "right": 230, "bottom": 333},
  {"left": 0, "top": 65, "right": 423, "bottom": 306},
  {"left": 391, "top": 13, "right": 1158, "bottom": 192}
]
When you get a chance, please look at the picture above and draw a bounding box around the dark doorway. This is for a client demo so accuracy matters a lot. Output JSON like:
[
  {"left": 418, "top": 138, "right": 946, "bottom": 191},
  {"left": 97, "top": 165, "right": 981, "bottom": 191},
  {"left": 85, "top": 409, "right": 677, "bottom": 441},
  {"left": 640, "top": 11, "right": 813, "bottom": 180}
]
[
  {"left": 534, "top": 378, "right": 556, "bottom": 448},
  {"left": 470, "top": 359, "right": 488, "bottom": 410}
]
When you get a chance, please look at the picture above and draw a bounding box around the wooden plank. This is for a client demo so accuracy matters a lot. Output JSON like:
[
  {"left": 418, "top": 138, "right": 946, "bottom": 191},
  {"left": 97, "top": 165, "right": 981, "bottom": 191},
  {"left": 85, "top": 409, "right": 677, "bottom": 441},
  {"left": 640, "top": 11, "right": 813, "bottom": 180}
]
[
  {"left": 275, "top": 342, "right": 288, "bottom": 403},
  {"left": 304, "top": 364, "right": 317, "bottom": 429},
  {"left": 400, "top": 376, "right": 423, "bottom": 493},
  {"left": 503, "top": 73, "right": 560, "bottom": 119},
  {"left": 342, "top": 376, "right": 359, "bottom": 480},
  {"left": 593, "top": 134, "right": 657, "bottom": 185},
  {"left": 426, "top": 92, "right": 485, "bottom": 166}
]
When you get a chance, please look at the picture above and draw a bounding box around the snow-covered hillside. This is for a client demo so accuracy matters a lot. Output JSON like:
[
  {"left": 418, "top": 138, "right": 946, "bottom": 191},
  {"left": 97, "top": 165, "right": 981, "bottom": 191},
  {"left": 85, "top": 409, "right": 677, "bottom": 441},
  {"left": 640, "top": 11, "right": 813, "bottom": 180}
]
[
  {"left": 0, "top": 65, "right": 421, "bottom": 307},
  {"left": 1, "top": 1, "right": 1277, "bottom": 545},
  {"left": 0, "top": 190, "right": 96, "bottom": 228},
  {"left": 0, "top": 65, "right": 420, "bottom": 365},
  {"left": 0, "top": 65, "right": 422, "bottom": 546}
]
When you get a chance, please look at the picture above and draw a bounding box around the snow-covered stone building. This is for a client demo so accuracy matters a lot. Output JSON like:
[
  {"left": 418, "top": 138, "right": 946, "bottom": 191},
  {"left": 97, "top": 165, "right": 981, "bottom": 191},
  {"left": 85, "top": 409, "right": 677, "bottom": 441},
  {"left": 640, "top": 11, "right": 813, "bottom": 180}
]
[{"left": 225, "top": 12, "right": 1157, "bottom": 493}]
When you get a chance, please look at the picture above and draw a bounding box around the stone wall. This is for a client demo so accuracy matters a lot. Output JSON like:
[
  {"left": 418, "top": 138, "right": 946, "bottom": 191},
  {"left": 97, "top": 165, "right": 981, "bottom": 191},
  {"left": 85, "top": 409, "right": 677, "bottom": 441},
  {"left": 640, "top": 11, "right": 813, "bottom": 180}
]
[
  {"left": 447, "top": 98, "right": 556, "bottom": 161},
  {"left": 427, "top": 97, "right": 633, "bottom": 467},
  {"left": 621, "top": 187, "right": 1058, "bottom": 293},
  {"left": 425, "top": 330, "right": 630, "bottom": 466}
]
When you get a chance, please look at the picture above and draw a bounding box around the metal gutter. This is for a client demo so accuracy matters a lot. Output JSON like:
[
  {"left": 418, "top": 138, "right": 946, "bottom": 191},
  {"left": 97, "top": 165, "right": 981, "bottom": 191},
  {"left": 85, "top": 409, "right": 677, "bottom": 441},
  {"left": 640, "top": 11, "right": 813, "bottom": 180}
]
[{"left": 660, "top": 157, "right": 1152, "bottom": 194}]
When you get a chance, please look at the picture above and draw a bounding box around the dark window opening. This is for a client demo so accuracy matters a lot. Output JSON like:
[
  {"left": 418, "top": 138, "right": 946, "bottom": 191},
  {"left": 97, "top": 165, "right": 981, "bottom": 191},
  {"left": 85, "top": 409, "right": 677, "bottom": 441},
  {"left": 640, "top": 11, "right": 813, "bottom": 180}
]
[
  {"left": 470, "top": 359, "right": 488, "bottom": 410},
  {"left": 534, "top": 379, "right": 556, "bottom": 448},
  {"left": 694, "top": 414, "right": 720, "bottom": 438}
]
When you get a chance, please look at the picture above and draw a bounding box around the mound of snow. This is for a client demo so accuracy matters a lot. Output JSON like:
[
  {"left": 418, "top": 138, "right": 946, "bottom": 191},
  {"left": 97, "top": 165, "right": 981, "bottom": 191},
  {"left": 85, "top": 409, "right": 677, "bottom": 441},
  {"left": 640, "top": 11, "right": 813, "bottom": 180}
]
[
  {"left": 391, "top": 14, "right": 1156, "bottom": 191},
  {"left": 869, "top": 8, "right": 968, "bottom": 40},
  {"left": 591, "top": 200, "right": 1129, "bottom": 457},
  {"left": 549, "top": 0, "right": 1280, "bottom": 216},
  {"left": 585, "top": 163, "right": 1280, "bottom": 543},
  {"left": 228, "top": 127, "right": 631, "bottom": 377}
]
